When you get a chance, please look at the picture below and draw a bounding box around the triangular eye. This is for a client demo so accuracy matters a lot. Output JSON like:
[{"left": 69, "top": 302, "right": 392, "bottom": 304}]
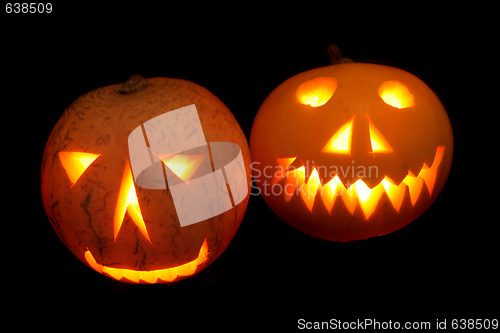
[
  {"left": 59, "top": 151, "right": 101, "bottom": 187},
  {"left": 322, "top": 117, "right": 353, "bottom": 154},
  {"left": 158, "top": 154, "right": 206, "bottom": 182},
  {"left": 368, "top": 119, "right": 393, "bottom": 153}
]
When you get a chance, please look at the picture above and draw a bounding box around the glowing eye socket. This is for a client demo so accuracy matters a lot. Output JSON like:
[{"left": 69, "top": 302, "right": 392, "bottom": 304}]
[
  {"left": 59, "top": 151, "right": 101, "bottom": 187},
  {"left": 297, "top": 77, "right": 337, "bottom": 107},
  {"left": 159, "top": 154, "right": 206, "bottom": 182},
  {"left": 322, "top": 117, "right": 353, "bottom": 154},
  {"left": 378, "top": 81, "right": 414, "bottom": 109}
]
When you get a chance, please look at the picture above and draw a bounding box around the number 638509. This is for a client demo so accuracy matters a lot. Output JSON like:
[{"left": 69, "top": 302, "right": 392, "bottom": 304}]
[{"left": 5, "top": 3, "right": 52, "bottom": 14}]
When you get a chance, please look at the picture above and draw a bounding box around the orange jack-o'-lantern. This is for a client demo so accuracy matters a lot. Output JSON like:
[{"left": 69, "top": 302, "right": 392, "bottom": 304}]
[
  {"left": 41, "top": 76, "right": 251, "bottom": 283},
  {"left": 250, "top": 62, "right": 453, "bottom": 242}
]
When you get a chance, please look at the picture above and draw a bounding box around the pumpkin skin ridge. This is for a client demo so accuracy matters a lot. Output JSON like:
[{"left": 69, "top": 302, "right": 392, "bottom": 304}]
[
  {"left": 250, "top": 63, "right": 453, "bottom": 242},
  {"left": 41, "top": 77, "right": 251, "bottom": 282}
]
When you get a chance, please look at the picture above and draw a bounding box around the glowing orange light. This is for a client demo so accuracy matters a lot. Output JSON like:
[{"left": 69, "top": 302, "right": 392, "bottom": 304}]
[
  {"left": 418, "top": 146, "right": 444, "bottom": 195},
  {"left": 159, "top": 154, "right": 206, "bottom": 182},
  {"left": 353, "top": 179, "right": 385, "bottom": 218},
  {"left": 368, "top": 118, "right": 393, "bottom": 153},
  {"left": 296, "top": 77, "right": 337, "bottom": 107},
  {"left": 378, "top": 81, "right": 415, "bottom": 109},
  {"left": 299, "top": 168, "right": 321, "bottom": 211},
  {"left": 85, "top": 238, "right": 209, "bottom": 284},
  {"left": 320, "top": 175, "right": 343, "bottom": 213},
  {"left": 273, "top": 157, "right": 297, "bottom": 184},
  {"left": 340, "top": 184, "right": 358, "bottom": 215},
  {"left": 323, "top": 117, "right": 354, "bottom": 154},
  {"left": 114, "top": 161, "right": 151, "bottom": 243},
  {"left": 283, "top": 166, "right": 305, "bottom": 202},
  {"left": 58, "top": 151, "right": 101, "bottom": 187},
  {"left": 381, "top": 177, "right": 406, "bottom": 212},
  {"left": 402, "top": 171, "right": 424, "bottom": 207},
  {"left": 275, "top": 146, "right": 445, "bottom": 218}
]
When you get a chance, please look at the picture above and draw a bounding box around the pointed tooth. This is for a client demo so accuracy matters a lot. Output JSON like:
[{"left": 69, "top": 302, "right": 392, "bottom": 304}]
[
  {"left": 354, "top": 180, "right": 385, "bottom": 219},
  {"left": 139, "top": 271, "right": 158, "bottom": 284},
  {"left": 273, "top": 157, "right": 297, "bottom": 184},
  {"left": 418, "top": 146, "right": 445, "bottom": 196},
  {"left": 381, "top": 177, "right": 407, "bottom": 213},
  {"left": 341, "top": 184, "right": 357, "bottom": 214},
  {"left": 283, "top": 166, "right": 305, "bottom": 202},
  {"left": 299, "top": 168, "right": 321, "bottom": 211},
  {"left": 402, "top": 172, "right": 424, "bottom": 206}
]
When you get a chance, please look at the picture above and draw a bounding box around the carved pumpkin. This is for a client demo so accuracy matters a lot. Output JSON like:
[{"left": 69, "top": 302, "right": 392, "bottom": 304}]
[
  {"left": 41, "top": 76, "right": 251, "bottom": 283},
  {"left": 250, "top": 62, "right": 453, "bottom": 241}
]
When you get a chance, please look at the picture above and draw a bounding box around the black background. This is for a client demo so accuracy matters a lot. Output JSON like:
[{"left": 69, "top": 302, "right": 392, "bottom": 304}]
[{"left": 2, "top": 2, "right": 497, "bottom": 330}]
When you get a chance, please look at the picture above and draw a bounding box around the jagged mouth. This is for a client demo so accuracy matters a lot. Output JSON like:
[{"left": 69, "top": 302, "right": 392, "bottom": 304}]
[
  {"left": 272, "top": 146, "right": 445, "bottom": 219},
  {"left": 84, "top": 239, "right": 209, "bottom": 284}
]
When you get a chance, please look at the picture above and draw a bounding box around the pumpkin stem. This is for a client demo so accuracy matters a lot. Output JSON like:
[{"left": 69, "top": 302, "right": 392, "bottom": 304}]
[
  {"left": 328, "top": 44, "right": 353, "bottom": 65},
  {"left": 118, "top": 75, "right": 149, "bottom": 94}
]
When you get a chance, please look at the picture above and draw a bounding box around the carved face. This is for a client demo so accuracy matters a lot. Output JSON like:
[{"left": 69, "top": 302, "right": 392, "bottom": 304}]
[
  {"left": 41, "top": 78, "right": 251, "bottom": 283},
  {"left": 250, "top": 63, "right": 453, "bottom": 242}
]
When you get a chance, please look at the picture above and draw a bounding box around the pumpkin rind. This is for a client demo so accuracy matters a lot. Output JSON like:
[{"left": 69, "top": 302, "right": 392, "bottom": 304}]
[
  {"left": 250, "top": 63, "right": 453, "bottom": 242},
  {"left": 41, "top": 77, "right": 251, "bottom": 282}
]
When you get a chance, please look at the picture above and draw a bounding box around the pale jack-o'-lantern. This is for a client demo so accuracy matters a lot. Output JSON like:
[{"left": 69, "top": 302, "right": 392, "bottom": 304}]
[
  {"left": 41, "top": 76, "right": 251, "bottom": 283},
  {"left": 250, "top": 58, "right": 453, "bottom": 242}
]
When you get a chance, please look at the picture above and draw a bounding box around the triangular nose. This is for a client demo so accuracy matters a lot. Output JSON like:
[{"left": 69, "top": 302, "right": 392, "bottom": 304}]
[
  {"left": 367, "top": 118, "right": 393, "bottom": 153},
  {"left": 322, "top": 117, "right": 354, "bottom": 154},
  {"left": 323, "top": 116, "right": 393, "bottom": 156},
  {"left": 322, "top": 116, "right": 371, "bottom": 156}
]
